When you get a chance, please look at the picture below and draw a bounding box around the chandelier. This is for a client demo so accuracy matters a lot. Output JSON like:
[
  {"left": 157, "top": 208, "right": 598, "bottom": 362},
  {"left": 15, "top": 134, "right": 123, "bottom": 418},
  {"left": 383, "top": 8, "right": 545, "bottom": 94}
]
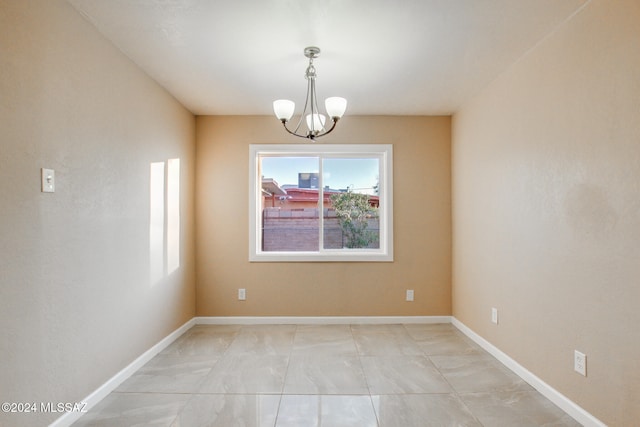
[{"left": 273, "top": 47, "right": 347, "bottom": 141}]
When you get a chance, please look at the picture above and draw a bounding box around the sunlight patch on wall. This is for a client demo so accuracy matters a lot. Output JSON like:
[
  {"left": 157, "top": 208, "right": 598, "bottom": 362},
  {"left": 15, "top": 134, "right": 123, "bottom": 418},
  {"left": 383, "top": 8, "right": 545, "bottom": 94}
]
[
  {"left": 167, "top": 158, "right": 180, "bottom": 274},
  {"left": 149, "top": 158, "right": 181, "bottom": 286},
  {"left": 149, "top": 161, "right": 165, "bottom": 285}
]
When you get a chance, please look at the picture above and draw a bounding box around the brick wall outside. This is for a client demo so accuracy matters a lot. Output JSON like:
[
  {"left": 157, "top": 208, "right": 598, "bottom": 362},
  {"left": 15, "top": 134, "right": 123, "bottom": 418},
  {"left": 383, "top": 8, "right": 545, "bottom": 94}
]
[{"left": 263, "top": 207, "right": 379, "bottom": 251}]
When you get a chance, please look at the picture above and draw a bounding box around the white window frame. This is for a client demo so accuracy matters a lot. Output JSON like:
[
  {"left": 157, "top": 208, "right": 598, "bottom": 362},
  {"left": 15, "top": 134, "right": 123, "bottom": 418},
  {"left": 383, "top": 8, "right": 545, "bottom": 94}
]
[{"left": 249, "top": 144, "right": 393, "bottom": 262}]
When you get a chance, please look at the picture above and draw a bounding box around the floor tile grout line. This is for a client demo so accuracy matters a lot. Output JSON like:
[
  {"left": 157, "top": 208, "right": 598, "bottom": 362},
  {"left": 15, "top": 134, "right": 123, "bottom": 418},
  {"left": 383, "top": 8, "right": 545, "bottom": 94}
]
[
  {"left": 405, "top": 322, "right": 487, "bottom": 427},
  {"left": 349, "top": 323, "right": 382, "bottom": 426},
  {"left": 423, "top": 340, "right": 524, "bottom": 427},
  {"left": 271, "top": 324, "right": 298, "bottom": 426}
]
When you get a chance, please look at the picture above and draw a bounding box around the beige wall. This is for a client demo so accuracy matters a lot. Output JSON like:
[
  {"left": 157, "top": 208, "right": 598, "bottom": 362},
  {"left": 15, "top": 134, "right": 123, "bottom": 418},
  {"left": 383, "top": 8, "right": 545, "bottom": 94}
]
[
  {"left": 452, "top": 0, "right": 640, "bottom": 425},
  {"left": 0, "top": 1, "right": 195, "bottom": 426},
  {"left": 196, "top": 116, "right": 451, "bottom": 317}
]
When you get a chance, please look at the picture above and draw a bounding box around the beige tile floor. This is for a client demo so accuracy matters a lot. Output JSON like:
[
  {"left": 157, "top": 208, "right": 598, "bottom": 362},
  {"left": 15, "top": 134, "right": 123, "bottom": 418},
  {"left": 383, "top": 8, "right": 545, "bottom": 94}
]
[{"left": 73, "top": 323, "right": 581, "bottom": 426}]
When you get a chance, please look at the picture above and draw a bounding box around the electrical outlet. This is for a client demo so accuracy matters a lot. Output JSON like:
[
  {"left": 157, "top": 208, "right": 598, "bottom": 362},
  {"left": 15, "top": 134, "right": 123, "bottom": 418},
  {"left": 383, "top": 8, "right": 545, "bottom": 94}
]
[
  {"left": 491, "top": 307, "right": 499, "bottom": 324},
  {"left": 238, "top": 288, "right": 246, "bottom": 301},
  {"left": 574, "top": 350, "right": 587, "bottom": 376},
  {"left": 406, "top": 289, "right": 414, "bottom": 301}
]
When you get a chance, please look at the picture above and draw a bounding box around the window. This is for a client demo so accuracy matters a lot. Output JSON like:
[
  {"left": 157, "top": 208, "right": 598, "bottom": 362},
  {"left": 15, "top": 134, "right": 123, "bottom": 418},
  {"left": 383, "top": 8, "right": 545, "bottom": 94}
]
[{"left": 249, "top": 144, "right": 393, "bottom": 262}]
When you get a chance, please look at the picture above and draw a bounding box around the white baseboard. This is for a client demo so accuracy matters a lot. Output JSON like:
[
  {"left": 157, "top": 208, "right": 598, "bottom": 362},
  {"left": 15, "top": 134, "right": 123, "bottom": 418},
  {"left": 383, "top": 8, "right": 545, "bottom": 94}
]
[
  {"left": 451, "top": 317, "right": 606, "bottom": 427},
  {"left": 194, "top": 315, "right": 452, "bottom": 325},
  {"left": 50, "top": 318, "right": 196, "bottom": 427}
]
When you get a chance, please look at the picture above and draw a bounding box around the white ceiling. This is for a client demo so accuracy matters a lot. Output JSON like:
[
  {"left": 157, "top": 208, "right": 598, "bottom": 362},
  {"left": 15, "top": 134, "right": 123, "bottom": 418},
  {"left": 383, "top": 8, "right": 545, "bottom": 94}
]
[{"left": 67, "top": 0, "right": 587, "bottom": 116}]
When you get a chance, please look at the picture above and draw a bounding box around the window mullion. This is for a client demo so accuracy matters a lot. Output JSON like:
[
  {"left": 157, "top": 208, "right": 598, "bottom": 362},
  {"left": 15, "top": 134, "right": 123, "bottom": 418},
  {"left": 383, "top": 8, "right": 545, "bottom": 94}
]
[{"left": 318, "top": 155, "right": 324, "bottom": 252}]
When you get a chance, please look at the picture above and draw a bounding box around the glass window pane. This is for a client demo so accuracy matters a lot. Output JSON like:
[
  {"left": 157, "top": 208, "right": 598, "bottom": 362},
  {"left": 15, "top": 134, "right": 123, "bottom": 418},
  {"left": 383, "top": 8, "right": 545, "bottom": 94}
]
[
  {"left": 322, "top": 158, "right": 380, "bottom": 249},
  {"left": 261, "top": 156, "right": 320, "bottom": 252}
]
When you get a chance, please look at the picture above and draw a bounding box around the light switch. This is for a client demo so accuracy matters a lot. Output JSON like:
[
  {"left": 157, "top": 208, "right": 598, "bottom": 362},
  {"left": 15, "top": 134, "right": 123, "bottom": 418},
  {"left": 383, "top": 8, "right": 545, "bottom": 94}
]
[{"left": 41, "top": 168, "right": 55, "bottom": 193}]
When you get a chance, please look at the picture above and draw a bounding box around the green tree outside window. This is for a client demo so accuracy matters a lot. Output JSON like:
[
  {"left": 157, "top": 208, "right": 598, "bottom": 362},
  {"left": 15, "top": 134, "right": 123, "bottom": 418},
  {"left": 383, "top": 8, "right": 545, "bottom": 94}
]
[{"left": 330, "top": 191, "right": 379, "bottom": 248}]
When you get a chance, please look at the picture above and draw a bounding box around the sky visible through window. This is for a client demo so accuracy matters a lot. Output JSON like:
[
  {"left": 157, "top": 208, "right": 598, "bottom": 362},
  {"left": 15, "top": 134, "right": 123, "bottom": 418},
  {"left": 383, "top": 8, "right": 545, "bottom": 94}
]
[{"left": 261, "top": 156, "right": 379, "bottom": 195}]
